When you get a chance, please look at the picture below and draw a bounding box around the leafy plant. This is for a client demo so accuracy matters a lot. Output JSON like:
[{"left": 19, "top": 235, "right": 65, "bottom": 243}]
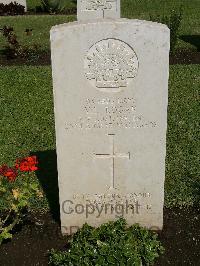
[
  {"left": 0, "top": 2, "right": 25, "bottom": 16},
  {"left": 49, "top": 218, "right": 164, "bottom": 265},
  {"left": 0, "top": 156, "right": 43, "bottom": 244},
  {"left": 1, "top": 26, "right": 42, "bottom": 61},
  {"left": 41, "top": 0, "right": 59, "bottom": 13},
  {"left": 40, "top": 0, "right": 76, "bottom": 14},
  {"left": 150, "top": 7, "right": 183, "bottom": 53}
]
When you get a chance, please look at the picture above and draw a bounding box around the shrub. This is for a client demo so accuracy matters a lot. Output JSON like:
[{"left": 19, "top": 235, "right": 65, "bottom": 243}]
[
  {"left": 39, "top": 0, "right": 76, "bottom": 14},
  {"left": 150, "top": 7, "right": 183, "bottom": 53},
  {"left": 0, "top": 2, "right": 25, "bottom": 16},
  {"left": 0, "top": 156, "right": 42, "bottom": 244},
  {"left": 49, "top": 218, "right": 164, "bottom": 265},
  {"left": 1, "top": 26, "right": 42, "bottom": 61}
]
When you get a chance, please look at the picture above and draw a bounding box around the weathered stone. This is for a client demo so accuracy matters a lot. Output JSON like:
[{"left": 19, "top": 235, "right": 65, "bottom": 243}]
[{"left": 51, "top": 19, "right": 170, "bottom": 234}]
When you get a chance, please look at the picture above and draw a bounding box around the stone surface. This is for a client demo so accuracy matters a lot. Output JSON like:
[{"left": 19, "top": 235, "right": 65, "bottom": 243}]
[
  {"left": 50, "top": 19, "right": 170, "bottom": 234},
  {"left": 0, "top": 0, "right": 27, "bottom": 11},
  {"left": 77, "top": 0, "right": 120, "bottom": 21}
]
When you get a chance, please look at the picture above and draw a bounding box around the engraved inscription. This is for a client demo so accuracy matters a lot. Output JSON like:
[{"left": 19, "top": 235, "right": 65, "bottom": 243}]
[
  {"left": 84, "top": 0, "right": 116, "bottom": 10},
  {"left": 84, "top": 39, "right": 139, "bottom": 91},
  {"left": 65, "top": 97, "right": 157, "bottom": 131},
  {"left": 71, "top": 192, "right": 152, "bottom": 211},
  {"left": 72, "top": 192, "right": 151, "bottom": 201}
]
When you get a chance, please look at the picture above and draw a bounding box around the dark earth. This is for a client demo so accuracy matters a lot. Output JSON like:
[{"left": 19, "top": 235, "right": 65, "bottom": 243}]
[
  {"left": 0, "top": 207, "right": 199, "bottom": 265},
  {"left": 0, "top": 49, "right": 200, "bottom": 66}
]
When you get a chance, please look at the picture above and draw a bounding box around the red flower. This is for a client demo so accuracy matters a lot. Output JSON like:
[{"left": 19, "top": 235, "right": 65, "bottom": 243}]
[
  {"left": 15, "top": 156, "right": 38, "bottom": 172},
  {"left": 0, "top": 165, "right": 18, "bottom": 182},
  {"left": 0, "top": 165, "right": 7, "bottom": 175}
]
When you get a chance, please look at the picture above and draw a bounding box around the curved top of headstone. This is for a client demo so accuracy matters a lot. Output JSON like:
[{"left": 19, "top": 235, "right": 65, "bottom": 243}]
[{"left": 51, "top": 19, "right": 169, "bottom": 33}]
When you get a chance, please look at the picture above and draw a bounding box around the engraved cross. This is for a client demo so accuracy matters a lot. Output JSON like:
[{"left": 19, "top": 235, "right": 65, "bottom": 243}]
[{"left": 94, "top": 134, "right": 130, "bottom": 189}]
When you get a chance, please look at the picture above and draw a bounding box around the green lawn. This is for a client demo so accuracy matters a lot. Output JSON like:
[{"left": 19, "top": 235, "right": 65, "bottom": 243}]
[
  {"left": 0, "top": 15, "right": 75, "bottom": 51},
  {"left": 165, "top": 65, "right": 200, "bottom": 207},
  {"left": 0, "top": 66, "right": 55, "bottom": 210},
  {"left": 0, "top": 0, "right": 199, "bottom": 52},
  {"left": 122, "top": 0, "right": 200, "bottom": 34},
  {"left": 27, "top": 0, "right": 41, "bottom": 10},
  {"left": 0, "top": 65, "right": 199, "bottom": 211}
]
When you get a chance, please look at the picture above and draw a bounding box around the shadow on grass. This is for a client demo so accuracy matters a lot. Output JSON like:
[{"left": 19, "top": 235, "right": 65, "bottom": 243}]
[
  {"left": 180, "top": 35, "right": 200, "bottom": 51},
  {"left": 31, "top": 150, "right": 60, "bottom": 222}
]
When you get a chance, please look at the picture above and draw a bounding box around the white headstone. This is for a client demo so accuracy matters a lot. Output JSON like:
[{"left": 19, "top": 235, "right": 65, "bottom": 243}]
[
  {"left": 0, "top": 0, "right": 27, "bottom": 11},
  {"left": 77, "top": 0, "right": 120, "bottom": 21},
  {"left": 51, "top": 7, "right": 169, "bottom": 235}
]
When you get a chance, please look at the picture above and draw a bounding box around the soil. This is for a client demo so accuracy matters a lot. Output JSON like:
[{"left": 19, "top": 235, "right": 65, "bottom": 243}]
[
  {"left": 0, "top": 10, "right": 77, "bottom": 17},
  {"left": 0, "top": 207, "right": 199, "bottom": 266},
  {"left": 0, "top": 53, "right": 51, "bottom": 67},
  {"left": 169, "top": 50, "right": 200, "bottom": 65},
  {"left": 0, "top": 50, "right": 200, "bottom": 66},
  {"left": 155, "top": 207, "right": 200, "bottom": 266}
]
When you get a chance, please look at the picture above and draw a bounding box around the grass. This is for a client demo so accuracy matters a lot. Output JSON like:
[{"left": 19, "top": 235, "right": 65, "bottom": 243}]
[
  {"left": 27, "top": 0, "right": 41, "bottom": 11},
  {"left": 0, "top": 66, "right": 55, "bottom": 210},
  {"left": 122, "top": 0, "right": 200, "bottom": 34},
  {"left": 122, "top": 0, "right": 200, "bottom": 50},
  {"left": 0, "top": 0, "right": 199, "bottom": 52},
  {"left": 0, "top": 65, "right": 199, "bottom": 211},
  {"left": 0, "top": 66, "right": 54, "bottom": 162},
  {"left": 165, "top": 65, "right": 200, "bottom": 207},
  {"left": 0, "top": 0, "right": 199, "bottom": 212},
  {"left": 0, "top": 15, "right": 75, "bottom": 52}
]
